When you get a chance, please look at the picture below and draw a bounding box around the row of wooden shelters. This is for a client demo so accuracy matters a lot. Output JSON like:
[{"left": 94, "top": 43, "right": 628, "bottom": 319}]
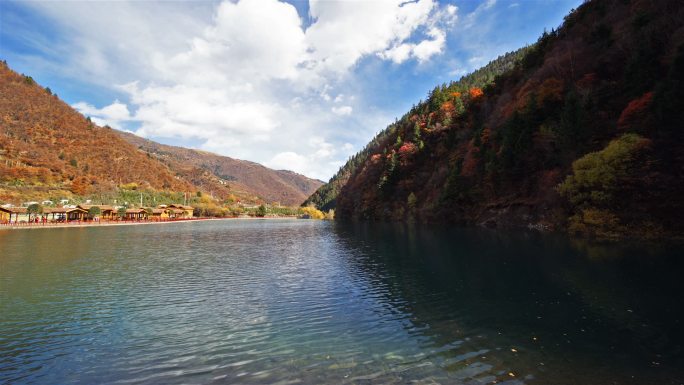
[
  {"left": 0, "top": 206, "right": 90, "bottom": 223},
  {"left": 0, "top": 203, "right": 194, "bottom": 224}
]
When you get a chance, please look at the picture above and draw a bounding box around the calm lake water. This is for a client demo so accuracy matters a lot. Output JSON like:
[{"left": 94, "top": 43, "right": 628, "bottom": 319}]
[{"left": 1, "top": 220, "right": 683, "bottom": 384}]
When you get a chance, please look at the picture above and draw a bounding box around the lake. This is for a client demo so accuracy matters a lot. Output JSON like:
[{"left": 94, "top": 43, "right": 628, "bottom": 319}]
[{"left": 1, "top": 219, "right": 683, "bottom": 384}]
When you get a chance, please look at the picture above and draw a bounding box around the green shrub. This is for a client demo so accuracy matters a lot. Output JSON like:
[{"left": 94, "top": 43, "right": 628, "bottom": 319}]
[
  {"left": 558, "top": 133, "right": 650, "bottom": 208},
  {"left": 559, "top": 134, "right": 651, "bottom": 237},
  {"left": 256, "top": 205, "right": 267, "bottom": 217}
]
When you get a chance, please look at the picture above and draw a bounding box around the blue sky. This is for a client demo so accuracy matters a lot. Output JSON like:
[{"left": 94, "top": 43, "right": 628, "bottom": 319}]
[{"left": 0, "top": 0, "right": 582, "bottom": 180}]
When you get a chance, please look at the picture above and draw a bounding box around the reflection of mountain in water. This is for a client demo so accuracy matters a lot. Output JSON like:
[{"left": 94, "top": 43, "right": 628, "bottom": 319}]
[
  {"left": 3, "top": 221, "right": 683, "bottom": 385},
  {"left": 332, "top": 222, "right": 684, "bottom": 385}
]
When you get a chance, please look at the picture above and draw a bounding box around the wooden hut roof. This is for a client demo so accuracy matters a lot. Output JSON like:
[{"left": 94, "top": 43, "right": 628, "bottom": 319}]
[
  {"left": 66, "top": 207, "right": 88, "bottom": 213},
  {"left": 168, "top": 204, "right": 194, "bottom": 210},
  {"left": 0, "top": 207, "right": 27, "bottom": 213},
  {"left": 43, "top": 207, "right": 67, "bottom": 214}
]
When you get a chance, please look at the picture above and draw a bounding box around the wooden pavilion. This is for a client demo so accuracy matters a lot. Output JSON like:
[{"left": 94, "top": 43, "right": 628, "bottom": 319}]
[
  {"left": 0, "top": 207, "right": 28, "bottom": 223},
  {"left": 125, "top": 208, "right": 148, "bottom": 221}
]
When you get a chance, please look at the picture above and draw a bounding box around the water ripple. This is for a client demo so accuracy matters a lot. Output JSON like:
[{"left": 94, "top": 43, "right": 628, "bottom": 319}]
[{"left": 2, "top": 220, "right": 684, "bottom": 384}]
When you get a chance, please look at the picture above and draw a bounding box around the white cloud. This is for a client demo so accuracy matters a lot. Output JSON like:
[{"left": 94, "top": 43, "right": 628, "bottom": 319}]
[
  {"left": 16, "top": 0, "right": 462, "bottom": 180},
  {"left": 381, "top": 43, "right": 414, "bottom": 64},
  {"left": 378, "top": 2, "right": 457, "bottom": 64},
  {"left": 121, "top": 82, "right": 280, "bottom": 140},
  {"left": 331, "top": 106, "right": 353, "bottom": 116},
  {"left": 413, "top": 28, "right": 446, "bottom": 62},
  {"left": 159, "top": 0, "right": 307, "bottom": 85},
  {"left": 72, "top": 100, "right": 131, "bottom": 129},
  {"left": 304, "top": 0, "right": 437, "bottom": 73},
  {"left": 265, "top": 136, "right": 348, "bottom": 178},
  {"left": 266, "top": 152, "right": 309, "bottom": 173}
]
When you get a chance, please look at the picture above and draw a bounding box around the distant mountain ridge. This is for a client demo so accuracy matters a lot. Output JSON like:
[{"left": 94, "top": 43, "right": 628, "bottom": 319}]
[
  {"left": 117, "top": 131, "right": 323, "bottom": 206},
  {"left": 0, "top": 61, "right": 322, "bottom": 205}
]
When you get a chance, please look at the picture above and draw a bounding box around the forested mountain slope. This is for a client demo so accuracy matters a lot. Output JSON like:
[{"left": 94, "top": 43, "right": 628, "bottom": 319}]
[
  {"left": 0, "top": 62, "right": 193, "bottom": 201},
  {"left": 0, "top": 62, "right": 322, "bottom": 205},
  {"left": 304, "top": 48, "right": 531, "bottom": 211},
  {"left": 118, "top": 132, "right": 323, "bottom": 206},
  {"left": 311, "top": 0, "right": 684, "bottom": 238}
]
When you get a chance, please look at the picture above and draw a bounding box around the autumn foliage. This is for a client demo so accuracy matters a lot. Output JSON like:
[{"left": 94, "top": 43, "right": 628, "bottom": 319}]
[
  {"left": 468, "top": 87, "right": 484, "bottom": 100},
  {"left": 398, "top": 142, "right": 417, "bottom": 161},
  {"left": 0, "top": 61, "right": 322, "bottom": 205},
  {"left": 0, "top": 61, "right": 193, "bottom": 196},
  {"left": 70, "top": 176, "right": 90, "bottom": 196},
  {"left": 320, "top": 0, "right": 684, "bottom": 238},
  {"left": 538, "top": 78, "right": 564, "bottom": 105},
  {"left": 617, "top": 91, "right": 653, "bottom": 130}
]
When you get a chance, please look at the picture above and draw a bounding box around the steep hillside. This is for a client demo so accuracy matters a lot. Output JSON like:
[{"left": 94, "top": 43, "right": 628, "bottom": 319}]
[
  {"left": 314, "top": 0, "right": 684, "bottom": 238},
  {"left": 0, "top": 61, "right": 322, "bottom": 206},
  {"left": 304, "top": 48, "right": 531, "bottom": 211},
  {"left": 0, "top": 61, "right": 194, "bottom": 201},
  {"left": 118, "top": 132, "right": 323, "bottom": 206}
]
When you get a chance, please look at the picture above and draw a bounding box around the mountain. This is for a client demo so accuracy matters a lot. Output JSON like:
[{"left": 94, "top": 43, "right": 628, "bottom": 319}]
[
  {"left": 0, "top": 61, "right": 322, "bottom": 206},
  {"left": 303, "top": 48, "right": 531, "bottom": 211},
  {"left": 308, "top": 0, "right": 684, "bottom": 238},
  {"left": 117, "top": 132, "right": 323, "bottom": 206},
  {"left": 0, "top": 62, "right": 194, "bottom": 202}
]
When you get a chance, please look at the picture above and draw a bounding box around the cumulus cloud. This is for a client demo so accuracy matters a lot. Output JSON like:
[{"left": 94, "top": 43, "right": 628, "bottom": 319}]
[
  {"left": 18, "top": 0, "right": 461, "bottom": 179},
  {"left": 264, "top": 136, "right": 347, "bottom": 178},
  {"left": 378, "top": 2, "right": 457, "bottom": 64},
  {"left": 305, "top": 0, "right": 437, "bottom": 72},
  {"left": 72, "top": 100, "right": 131, "bottom": 129},
  {"left": 159, "top": 0, "right": 307, "bottom": 85}
]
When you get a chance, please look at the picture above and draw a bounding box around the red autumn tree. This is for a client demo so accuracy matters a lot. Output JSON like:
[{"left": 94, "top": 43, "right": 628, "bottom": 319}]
[
  {"left": 398, "top": 142, "right": 417, "bottom": 156},
  {"left": 617, "top": 91, "right": 653, "bottom": 130},
  {"left": 469, "top": 87, "right": 484, "bottom": 100}
]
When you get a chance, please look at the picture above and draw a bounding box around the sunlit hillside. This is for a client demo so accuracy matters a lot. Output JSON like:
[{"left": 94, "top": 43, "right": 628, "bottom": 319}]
[{"left": 310, "top": 0, "right": 684, "bottom": 238}]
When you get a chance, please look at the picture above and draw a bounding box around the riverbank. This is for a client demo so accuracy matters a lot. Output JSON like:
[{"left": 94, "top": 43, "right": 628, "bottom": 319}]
[
  {"left": 0, "top": 218, "right": 213, "bottom": 231},
  {"left": 0, "top": 216, "right": 306, "bottom": 231}
]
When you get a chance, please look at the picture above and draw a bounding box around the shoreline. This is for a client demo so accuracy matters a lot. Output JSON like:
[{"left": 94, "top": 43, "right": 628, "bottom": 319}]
[{"left": 0, "top": 216, "right": 303, "bottom": 231}]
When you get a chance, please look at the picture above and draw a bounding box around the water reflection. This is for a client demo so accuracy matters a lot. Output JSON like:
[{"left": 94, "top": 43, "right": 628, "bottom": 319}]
[
  {"left": 1, "top": 220, "right": 683, "bottom": 384},
  {"left": 332, "top": 222, "right": 684, "bottom": 384}
]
